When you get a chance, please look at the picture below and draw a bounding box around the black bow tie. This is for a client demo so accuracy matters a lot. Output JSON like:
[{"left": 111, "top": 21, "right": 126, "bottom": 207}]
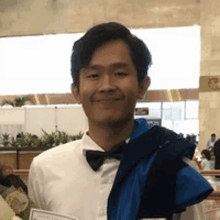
[{"left": 85, "top": 141, "right": 126, "bottom": 171}]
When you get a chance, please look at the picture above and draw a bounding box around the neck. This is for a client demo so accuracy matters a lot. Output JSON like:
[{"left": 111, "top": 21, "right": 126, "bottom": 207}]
[{"left": 88, "top": 119, "right": 135, "bottom": 151}]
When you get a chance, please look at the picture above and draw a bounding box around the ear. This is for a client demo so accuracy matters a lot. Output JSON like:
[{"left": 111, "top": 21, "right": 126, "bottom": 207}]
[
  {"left": 71, "top": 83, "right": 81, "bottom": 103},
  {"left": 138, "top": 76, "right": 151, "bottom": 99}
]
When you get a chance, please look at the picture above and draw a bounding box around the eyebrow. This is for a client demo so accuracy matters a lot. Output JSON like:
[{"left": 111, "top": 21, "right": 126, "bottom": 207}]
[{"left": 85, "top": 62, "right": 129, "bottom": 70}]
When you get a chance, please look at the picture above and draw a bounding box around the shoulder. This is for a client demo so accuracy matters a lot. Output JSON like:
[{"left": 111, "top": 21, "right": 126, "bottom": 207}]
[{"left": 32, "top": 139, "right": 82, "bottom": 166}]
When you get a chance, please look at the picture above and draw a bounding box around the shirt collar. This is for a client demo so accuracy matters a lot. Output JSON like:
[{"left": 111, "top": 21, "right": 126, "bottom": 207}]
[
  {"left": 80, "top": 118, "right": 152, "bottom": 155},
  {"left": 80, "top": 131, "right": 130, "bottom": 155}
]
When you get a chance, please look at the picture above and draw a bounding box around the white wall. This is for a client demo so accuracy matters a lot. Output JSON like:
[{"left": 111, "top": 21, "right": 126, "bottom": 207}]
[
  {"left": 0, "top": 104, "right": 87, "bottom": 137},
  {"left": 25, "top": 106, "right": 56, "bottom": 136},
  {"left": 0, "top": 107, "right": 25, "bottom": 137},
  {"left": 56, "top": 105, "right": 88, "bottom": 135}
]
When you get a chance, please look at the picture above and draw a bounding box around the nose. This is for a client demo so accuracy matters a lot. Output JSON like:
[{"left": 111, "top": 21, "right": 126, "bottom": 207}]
[{"left": 98, "top": 74, "right": 116, "bottom": 93}]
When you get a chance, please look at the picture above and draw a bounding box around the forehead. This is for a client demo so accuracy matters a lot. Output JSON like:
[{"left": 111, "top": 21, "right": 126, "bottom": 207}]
[{"left": 89, "top": 39, "right": 133, "bottom": 67}]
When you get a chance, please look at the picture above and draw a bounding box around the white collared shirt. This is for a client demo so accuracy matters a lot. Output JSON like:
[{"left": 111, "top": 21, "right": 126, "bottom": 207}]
[
  {"left": 28, "top": 132, "right": 204, "bottom": 220},
  {"left": 28, "top": 132, "right": 124, "bottom": 220}
]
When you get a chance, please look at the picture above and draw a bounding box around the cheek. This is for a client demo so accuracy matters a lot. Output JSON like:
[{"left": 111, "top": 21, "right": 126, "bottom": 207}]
[
  {"left": 79, "top": 83, "right": 94, "bottom": 102},
  {"left": 126, "top": 83, "right": 140, "bottom": 100},
  {"left": 122, "top": 77, "right": 139, "bottom": 93}
]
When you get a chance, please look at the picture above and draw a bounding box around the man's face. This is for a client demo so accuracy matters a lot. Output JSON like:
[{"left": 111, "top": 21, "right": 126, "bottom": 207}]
[
  {"left": 211, "top": 136, "right": 216, "bottom": 141},
  {"left": 72, "top": 39, "right": 150, "bottom": 126}
]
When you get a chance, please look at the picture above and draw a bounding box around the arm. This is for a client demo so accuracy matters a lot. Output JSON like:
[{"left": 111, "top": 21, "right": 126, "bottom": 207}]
[
  {"left": 205, "top": 140, "right": 210, "bottom": 150},
  {"left": 177, "top": 158, "right": 208, "bottom": 220},
  {"left": 28, "top": 158, "right": 46, "bottom": 209}
]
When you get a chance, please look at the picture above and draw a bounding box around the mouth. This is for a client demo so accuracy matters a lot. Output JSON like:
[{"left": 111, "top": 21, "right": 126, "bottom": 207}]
[
  {"left": 95, "top": 98, "right": 121, "bottom": 102},
  {"left": 95, "top": 98, "right": 122, "bottom": 104}
]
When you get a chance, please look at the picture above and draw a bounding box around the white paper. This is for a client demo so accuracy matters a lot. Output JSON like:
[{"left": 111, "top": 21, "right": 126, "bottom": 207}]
[
  {"left": 0, "top": 195, "right": 15, "bottom": 220},
  {"left": 29, "top": 208, "right": 78, "bottom": 220}
]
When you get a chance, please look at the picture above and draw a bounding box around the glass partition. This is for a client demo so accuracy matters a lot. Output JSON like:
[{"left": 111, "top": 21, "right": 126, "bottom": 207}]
[{"left": 138, "top": 100, "right": 199, "bottom": 138}]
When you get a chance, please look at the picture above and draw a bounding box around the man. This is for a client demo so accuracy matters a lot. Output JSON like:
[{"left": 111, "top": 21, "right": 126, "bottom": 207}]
[
  {"left": 206, "top": 133, "right": 216, "bottom": 152},
  {"left": 214, "top": 138, "right": 220, "bottom": 179},
  {"left": 28, "top": 22, "right": 212, "bottom": 220},
  {"left": 179, "top": 133, "right": 184, "bottom": 138}
]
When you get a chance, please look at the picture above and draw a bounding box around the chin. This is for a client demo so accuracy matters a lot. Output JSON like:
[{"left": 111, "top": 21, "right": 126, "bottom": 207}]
[{"left": 96, "top": 113, "right": 133, "bottom": 126}]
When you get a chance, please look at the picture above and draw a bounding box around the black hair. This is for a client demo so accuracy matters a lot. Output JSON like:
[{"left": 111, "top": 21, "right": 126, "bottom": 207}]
[
  {"left": 16, "top": 133, "right": 22, "bottom": 139},
  {"left": 186, "top": 134, "right": 191, "bottom": 142},
  {"left": 211, "top": 133, "right": 216, "bottom": 137},
  {"left": 32, "top": 134, "right": 38, "bottom": 139},
  {"left": 201, "top": 149, "right": 211, "bottom": 161},
  {"left": 71, "top": 22, "right": 152, "bottom": 89}
]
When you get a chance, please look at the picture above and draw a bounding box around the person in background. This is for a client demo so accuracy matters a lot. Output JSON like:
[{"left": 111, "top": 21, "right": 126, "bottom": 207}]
[
  {"left": 186, "top": 134, "right": 196, "bottom": 144},
  {"left": 201, "top": 149, "right": 211, "bottom": 170},
  {"left": 179, "top": 133, "right": 184, "bottom": 138},
  {"left": 214, "top": 138, "right": 220, "bottom": 179},
  {"left": 186, "top": 134, "right": 191, "bottom": 141},
  {"left": 191, "top": 134, "right": 197, "bottom": 144},
  {"left": 16, "top": 133, "right": 22, "bottom": 141},
  {"left": 193, "top": 148, "right": 202, "bottom": 170},
  {"left": 206, "top": 133, "right": 216, "bottom": 153}
]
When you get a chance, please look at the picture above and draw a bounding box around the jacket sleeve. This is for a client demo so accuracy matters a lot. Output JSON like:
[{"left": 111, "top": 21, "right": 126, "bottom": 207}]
[
  {"left": 28, "top": 158, "right": 46, "bottom": 209},
  {"left": 177, "top": 158, "right": 207, "bottom": 220}
]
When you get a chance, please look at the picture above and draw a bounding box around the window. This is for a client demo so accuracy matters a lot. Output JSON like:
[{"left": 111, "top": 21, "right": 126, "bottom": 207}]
[
  {"left": 186, "top": 100, "right": 198, "bottom": 120},
  {"left": 0, "top": 26, "right": 200, "bottom": 95}
]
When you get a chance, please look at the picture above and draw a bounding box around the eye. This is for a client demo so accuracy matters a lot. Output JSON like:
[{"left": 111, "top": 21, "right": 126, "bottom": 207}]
[
  {"left": 88, "top": 73, "right": 99, "bottom": 78},
  {"left": 116, "top": 72, "right": 128, "bottom": 76}
]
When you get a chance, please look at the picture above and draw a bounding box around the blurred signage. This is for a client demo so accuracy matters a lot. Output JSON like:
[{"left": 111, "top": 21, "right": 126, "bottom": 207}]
[
  {"left": 135, "top": 108, "right": 149, "bottom": 115},
  {"left": 146, "top": 119, "right": 161, "bottom": 127}
]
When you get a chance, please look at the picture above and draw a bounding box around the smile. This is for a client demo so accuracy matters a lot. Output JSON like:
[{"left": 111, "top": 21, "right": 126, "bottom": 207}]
[
  {"left": 95, "top": 98, "right": 121, "bottom": 104},
  {"left": 95, "top": 97, "right": 121, "bottom": 101},
  {"left": 98, "top": 99, "right": 119, "bottom": 102}
]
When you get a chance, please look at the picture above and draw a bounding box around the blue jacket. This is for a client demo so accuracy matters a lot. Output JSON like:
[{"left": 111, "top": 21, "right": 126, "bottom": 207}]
[{"left": 107, "top": 119, "right": 213, "bottom": 220}]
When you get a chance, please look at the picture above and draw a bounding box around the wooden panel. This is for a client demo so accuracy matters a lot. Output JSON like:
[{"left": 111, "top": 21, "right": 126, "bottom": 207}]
[
  {"left": 206, "top": 191, "right": 220, "bottom": 200},
  {"left": 0, "top": 152, "right": 17, "bottom": 169},
  {"left": 13, "top": 169, "right": 29, "bottom": 176},
  {"left": 143, "top": 89, "right": 198, "bottom": 102},
  {"left": 201, "top": 170, "right": 220, "bottom": 176},
  {"left": 19, "top": 152, "right": 42, "bottom": 169}
]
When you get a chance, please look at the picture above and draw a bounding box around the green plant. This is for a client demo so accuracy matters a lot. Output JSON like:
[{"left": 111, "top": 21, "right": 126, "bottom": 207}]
[
  {"left": 40, "top": 129, "right": 56, "bottom": 148},
  {"left": 1, "top": 96, "right": 32, "bottom": 107},
  {"left": 1, "top": 100, "right": 14, "bottom": 107},
  {"left": 16, "top": 132, "right": 33, "bottom": 148},
  {"left": 0, "top": 130, "right": 83, "bottom": 149},
  {"left": 9, "top": 136, "right": 18, "bottom": 148},
  {"left": 40, "top": 129, "right": 83, "bottom": 149},
  {"left": 2, "top": 133, "right": 10, "bottom": 147},
  {"left": 69, "top": 132, "right": 83, "bottom": 141}
]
